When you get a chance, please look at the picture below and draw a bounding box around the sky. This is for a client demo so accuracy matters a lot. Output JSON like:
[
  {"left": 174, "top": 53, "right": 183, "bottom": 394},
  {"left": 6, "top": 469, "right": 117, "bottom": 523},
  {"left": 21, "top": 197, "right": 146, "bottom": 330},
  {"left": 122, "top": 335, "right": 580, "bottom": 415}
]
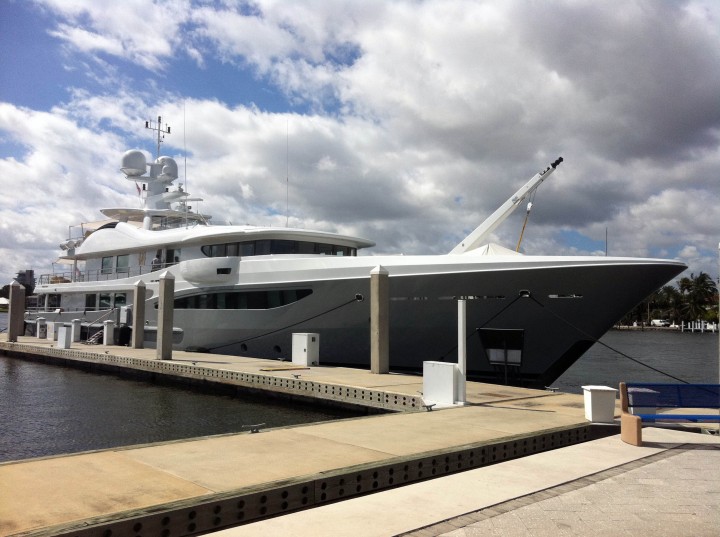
[{"left": 1, "top": 0, "right": 719, "bottom": 286}]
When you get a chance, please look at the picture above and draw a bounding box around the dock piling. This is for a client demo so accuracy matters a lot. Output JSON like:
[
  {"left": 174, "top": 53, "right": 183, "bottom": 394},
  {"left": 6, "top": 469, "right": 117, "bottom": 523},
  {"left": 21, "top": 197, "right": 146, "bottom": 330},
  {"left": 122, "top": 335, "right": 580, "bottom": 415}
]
[
  {"left": 8, "top": 280, "right": 25, "bottom": 342},
  {"left": 157, "top": 271, "right": 174, "bottom": 360},
  {"left": 131, "top": 280, "right": 146, "bottom": 349}
]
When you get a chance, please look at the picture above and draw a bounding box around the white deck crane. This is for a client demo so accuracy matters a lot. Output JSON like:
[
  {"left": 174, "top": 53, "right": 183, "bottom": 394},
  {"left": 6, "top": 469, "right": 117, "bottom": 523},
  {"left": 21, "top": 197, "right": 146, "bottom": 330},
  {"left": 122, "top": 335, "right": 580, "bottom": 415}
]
[{"left": 449, "top": 157, "right": 563, "bottom": 254}]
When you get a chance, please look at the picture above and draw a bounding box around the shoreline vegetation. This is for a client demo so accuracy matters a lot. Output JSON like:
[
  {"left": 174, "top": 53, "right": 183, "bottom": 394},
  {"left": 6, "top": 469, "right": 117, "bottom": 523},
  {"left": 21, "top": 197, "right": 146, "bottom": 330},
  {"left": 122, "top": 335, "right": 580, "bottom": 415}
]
[
  {"left": 619, "top": 271, "right": 718, "bottom": 328},
  {"left": 613, "top": 323, "right": 717, "bottom": 332}
]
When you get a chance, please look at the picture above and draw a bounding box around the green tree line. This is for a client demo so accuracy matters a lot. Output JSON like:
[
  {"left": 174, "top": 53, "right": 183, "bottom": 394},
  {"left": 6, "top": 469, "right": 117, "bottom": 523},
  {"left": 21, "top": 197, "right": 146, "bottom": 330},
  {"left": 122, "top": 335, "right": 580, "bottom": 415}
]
[
  {"left": 620, "top": 272, "right": 719, "bottom": 326},
  {"left": 0, "top": 282, "right": 34, "bottom": 299}
]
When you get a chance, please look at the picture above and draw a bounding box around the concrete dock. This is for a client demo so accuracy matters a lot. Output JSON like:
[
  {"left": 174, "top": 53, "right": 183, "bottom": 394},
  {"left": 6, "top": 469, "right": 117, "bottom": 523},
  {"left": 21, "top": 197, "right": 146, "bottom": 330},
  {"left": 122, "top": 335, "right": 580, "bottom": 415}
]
[
  {"left": 1, "top": 335, "right": 717, "bottom": 537},
  {"left": 221, "top": 428, "right": 720, "bottom": 537}
]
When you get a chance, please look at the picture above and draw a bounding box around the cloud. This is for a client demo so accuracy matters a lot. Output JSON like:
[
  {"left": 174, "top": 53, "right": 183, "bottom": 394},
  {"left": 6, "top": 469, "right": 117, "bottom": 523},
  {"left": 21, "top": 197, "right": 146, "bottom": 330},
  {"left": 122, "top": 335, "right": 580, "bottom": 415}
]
[
  {"left": 37, "top": 0, "right": 189, "bottom": 70},
  {"left": 2, "top": 0, "right": 720, "bottom": 285}
]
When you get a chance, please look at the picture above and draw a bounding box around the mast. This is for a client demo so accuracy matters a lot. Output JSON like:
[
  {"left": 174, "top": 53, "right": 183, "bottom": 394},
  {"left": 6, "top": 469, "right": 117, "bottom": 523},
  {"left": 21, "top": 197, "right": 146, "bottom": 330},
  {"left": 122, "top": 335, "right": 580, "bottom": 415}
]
[
  {"left": 145, "top": 116, "right": 171, "bottom": 159},
  {"left": 449, "top": 157, "right": 563, "bottom": 255}
]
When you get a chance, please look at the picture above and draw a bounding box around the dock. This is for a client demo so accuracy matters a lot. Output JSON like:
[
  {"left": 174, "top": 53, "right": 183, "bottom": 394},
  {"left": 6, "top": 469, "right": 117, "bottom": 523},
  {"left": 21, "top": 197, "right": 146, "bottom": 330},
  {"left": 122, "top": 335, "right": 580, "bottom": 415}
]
[{"left": 1, "top": 335, "right": 717, "bottom": 537}]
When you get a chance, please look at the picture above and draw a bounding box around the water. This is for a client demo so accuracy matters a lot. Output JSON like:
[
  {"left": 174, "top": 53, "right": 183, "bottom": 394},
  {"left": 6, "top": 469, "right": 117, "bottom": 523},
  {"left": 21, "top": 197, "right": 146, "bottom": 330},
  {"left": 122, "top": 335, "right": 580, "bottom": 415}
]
[
  {"left": 1, "top": 312, "right": 718, "bottom": 462},
  {"left": 0, "top": 312, "right": 357, "bottom": 462},
  {"left": 554, "top": 329, "right": 718, "bottom": 393}
]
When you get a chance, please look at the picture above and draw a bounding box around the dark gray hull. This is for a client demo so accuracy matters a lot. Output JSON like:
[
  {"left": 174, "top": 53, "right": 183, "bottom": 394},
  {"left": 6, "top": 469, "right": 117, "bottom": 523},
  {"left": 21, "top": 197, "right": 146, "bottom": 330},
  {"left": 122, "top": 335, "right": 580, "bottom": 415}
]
[{"left": 170, "top": 259, "right": 684, "bottom": 388}]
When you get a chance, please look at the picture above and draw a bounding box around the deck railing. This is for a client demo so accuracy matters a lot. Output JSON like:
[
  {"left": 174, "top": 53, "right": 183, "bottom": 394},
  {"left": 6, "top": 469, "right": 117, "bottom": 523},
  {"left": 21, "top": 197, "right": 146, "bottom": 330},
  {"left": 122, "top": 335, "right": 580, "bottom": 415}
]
[{"left": 38, "top": 263, "right": 177, "bottom": 285}]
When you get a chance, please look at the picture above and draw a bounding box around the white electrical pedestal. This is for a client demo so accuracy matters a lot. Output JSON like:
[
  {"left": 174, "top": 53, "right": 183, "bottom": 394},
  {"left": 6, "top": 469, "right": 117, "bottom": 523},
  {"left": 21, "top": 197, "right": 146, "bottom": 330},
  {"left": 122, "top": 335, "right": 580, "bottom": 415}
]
[
  {"left": 423, "top": 361, "right": 457, "bottom": 406},
  {"left": 57, "top": 325, "right": 72, "bottom": 349},
  {"left": 582, "top": 385, "right": 618, "bottom": 423},
  {"left": 292, "top": 333, "right": 320, "bottom": 366}
]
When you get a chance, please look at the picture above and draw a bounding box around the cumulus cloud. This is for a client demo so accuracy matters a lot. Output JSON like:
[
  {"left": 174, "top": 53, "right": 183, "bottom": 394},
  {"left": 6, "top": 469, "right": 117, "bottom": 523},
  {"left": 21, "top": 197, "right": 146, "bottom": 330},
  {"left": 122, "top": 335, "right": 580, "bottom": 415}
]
[{"left": 1, "top": 0, "right": 719, "bottom": 284}]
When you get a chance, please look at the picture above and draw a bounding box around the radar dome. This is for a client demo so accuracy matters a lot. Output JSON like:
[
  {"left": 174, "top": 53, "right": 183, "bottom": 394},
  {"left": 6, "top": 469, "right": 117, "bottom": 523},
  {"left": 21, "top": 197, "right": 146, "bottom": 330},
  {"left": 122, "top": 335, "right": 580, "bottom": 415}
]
[
  {"left": 157, "top": 156, "right": 178, "bottom": 180},
  {"left": 121, "top": 150, "right": 147, "bottom": 177}
]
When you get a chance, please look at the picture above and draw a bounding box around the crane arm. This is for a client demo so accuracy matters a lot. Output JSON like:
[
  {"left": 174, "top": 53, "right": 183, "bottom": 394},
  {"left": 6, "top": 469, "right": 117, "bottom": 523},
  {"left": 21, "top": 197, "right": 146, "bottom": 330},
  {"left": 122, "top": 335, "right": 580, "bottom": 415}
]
[{"left": 449, "top": 157, "right": 563, "bottom": 255}]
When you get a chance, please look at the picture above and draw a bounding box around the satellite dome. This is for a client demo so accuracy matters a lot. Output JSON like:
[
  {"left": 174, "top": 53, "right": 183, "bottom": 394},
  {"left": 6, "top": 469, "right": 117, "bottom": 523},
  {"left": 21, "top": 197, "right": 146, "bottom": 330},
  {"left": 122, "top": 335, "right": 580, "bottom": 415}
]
[
  {"left": 121, "top": 150, "right": 147, "bottom": 177},
  {"left": 157, "top": 156, "right": 178, "bottom": 180}
]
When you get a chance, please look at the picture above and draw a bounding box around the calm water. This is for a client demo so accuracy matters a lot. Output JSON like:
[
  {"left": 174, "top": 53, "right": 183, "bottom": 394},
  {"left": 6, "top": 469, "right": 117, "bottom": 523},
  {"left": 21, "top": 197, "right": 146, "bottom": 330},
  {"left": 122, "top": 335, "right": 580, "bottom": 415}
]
[
  {"left": 1, "top": 312, "right": 718, "bottom": 462},
  {"left": 553, "top": 329, "right": 718, "bottom": 393},
  {"left": 0, "top": 312, "right": 357, "bottom": 462}
]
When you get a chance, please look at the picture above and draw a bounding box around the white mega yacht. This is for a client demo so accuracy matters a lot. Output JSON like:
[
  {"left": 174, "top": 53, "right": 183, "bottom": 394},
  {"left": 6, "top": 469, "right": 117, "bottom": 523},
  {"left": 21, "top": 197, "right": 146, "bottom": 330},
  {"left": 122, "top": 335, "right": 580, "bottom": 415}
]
[{"left": 28, "top": 145, "right": 685, "bottom": 388}]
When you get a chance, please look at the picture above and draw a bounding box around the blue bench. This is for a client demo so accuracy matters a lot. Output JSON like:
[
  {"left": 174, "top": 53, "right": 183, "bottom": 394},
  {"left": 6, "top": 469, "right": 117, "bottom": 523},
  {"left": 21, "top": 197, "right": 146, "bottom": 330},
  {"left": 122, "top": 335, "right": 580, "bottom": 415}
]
[{"left": 619, "top": 382, "right": 720, "bottom": 446}]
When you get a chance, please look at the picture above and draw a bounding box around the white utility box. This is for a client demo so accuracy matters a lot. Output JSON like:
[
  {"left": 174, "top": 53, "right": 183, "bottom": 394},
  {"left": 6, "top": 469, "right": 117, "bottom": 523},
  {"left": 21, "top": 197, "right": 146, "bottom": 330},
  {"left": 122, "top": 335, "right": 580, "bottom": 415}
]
[
  {"left": 119, "top": 306, "right": 131, "bottom": 325},
  {"left": 49, "top": 322, "right": 61, "bottom": 341},
  {"left": 292, "top": 333, "right": 320, "bottom": 366},
  {"left": 71, "top": 319, "right": 82, "bottom": 342},
  {"left": 423, "top": 361, "right": 457, "bottom": 405},
  {"left": 103, "top": 320, "right": 115, "bottom": 346},
  {"left": 36, "top": 318, "right": 47, "bottom": 339},
  {"left": 582, "top": 385, "right": 618, "bottom": 423},
  {"left": 57, "top": 325, "right": 72, "bottom": 349}
]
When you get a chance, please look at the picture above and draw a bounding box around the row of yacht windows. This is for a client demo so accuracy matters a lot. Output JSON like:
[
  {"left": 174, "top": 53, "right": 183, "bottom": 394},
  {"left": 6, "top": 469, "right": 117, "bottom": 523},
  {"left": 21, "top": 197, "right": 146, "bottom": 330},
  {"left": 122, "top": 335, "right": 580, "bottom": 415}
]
[
  {"left": 201, "top": 240, "right": 357, "bottom": 258},
  {"left": 96, "top": 240, "right": 355, "bottom": 274},
  {"left": 85, "top": 293, "right": 127, "bottom": 309},
  {"left": 49, "top": 290, "right": 307, "bottom": 311},
  {"left": 101, "top": 251, "right": 182, "bottom": 275},
  {"left": 173, "top": 289, "right": 313, "bottom": 310},
  {"left": 102, "top": 255, "right": 129, "bottom": 274}
]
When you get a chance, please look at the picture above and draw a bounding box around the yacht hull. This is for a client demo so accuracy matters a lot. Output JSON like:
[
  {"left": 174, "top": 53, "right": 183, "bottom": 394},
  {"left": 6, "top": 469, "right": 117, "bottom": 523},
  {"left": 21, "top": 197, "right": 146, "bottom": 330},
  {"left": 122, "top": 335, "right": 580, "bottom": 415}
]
[
  {"left": 29, "top": 255, "right": 684, "bottom": 388},
  {"left": 160, "top": 257, "right": 683, "bottom": 388}
]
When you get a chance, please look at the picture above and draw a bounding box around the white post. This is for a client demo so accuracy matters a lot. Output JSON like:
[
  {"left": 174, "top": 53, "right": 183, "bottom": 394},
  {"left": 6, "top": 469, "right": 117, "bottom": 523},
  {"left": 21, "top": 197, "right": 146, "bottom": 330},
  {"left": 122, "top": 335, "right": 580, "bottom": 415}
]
[
  {"left": 457, "top": 299, "right": 467, "bottom": 404},
  {"left": 71, "top": 319, "right": 82, "bottom": 342},
  {"left": 131, "top": 280, "right": 146, "bottom": 349},
  {"left": 370, "top": 265, "right": 389, "bottom": 374}
]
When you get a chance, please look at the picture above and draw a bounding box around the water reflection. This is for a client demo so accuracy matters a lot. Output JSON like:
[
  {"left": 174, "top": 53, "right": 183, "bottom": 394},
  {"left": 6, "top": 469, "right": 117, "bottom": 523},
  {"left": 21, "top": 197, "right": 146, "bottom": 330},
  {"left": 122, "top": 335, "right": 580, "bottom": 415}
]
[{"left": 0, "top": 356, "right": 358, "bottom": 462}]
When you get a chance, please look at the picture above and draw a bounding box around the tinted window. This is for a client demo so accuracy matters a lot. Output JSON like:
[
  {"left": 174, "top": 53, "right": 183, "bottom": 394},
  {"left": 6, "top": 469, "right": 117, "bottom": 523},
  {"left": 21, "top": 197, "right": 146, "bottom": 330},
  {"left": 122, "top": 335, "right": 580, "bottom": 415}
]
[
  {"left": 255, "top": 240, "right": 271, "bottom": 255},
  {"left": 271, "top": 240, "right": 296, "bottom": 254},
  {"left": 174, "top": 289, "right": 312, "bottom": 310},
  {"left": 240, "top": 242, "right": 255, "bottom": 256},
  {"left": 211, "top": 244, "right": 227, "bottom": 257},
  {"left": 116, "top": 254, "right": 129, "bottom": 273}
]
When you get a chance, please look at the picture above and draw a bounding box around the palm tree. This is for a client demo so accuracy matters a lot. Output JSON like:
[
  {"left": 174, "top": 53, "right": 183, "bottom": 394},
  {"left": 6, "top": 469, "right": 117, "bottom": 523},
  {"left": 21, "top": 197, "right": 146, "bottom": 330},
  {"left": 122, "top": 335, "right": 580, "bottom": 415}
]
[
  {"left": 654, "top": 285, "right": 683, "bottom": 322},
  {"left": 678, "top": 272, "right": 717, "bottom": 321}
]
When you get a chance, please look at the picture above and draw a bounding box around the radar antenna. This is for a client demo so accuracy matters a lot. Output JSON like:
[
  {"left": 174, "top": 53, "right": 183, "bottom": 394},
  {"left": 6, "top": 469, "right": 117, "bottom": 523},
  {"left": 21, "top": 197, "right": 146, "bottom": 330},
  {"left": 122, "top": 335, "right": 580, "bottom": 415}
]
[{"left": 145, "top": 115, "right": 171, "bottom": 158}]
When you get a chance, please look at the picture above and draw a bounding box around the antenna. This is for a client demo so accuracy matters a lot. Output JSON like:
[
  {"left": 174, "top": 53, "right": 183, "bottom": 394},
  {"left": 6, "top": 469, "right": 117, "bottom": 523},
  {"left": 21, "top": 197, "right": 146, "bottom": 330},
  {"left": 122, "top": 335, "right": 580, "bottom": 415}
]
[
  {"left": 145, "top": 115, "right": 171, "bottom": 158},
  {"left": 183, "top": 103, "right": 188, "bottom": 202},
  {"left": 286, "top": 119, "right": 289, "bottom": 227},
  {"left": 183, "top": 104, "right": 192, "bottom": 229}
]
